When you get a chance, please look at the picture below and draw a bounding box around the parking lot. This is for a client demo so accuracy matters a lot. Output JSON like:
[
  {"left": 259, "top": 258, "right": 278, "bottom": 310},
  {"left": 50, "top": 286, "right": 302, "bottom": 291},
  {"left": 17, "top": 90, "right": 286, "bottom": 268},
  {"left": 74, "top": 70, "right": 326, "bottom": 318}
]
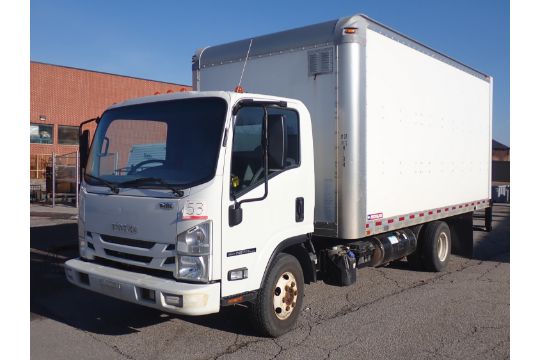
[{"left": 30, "top": 204, "right": 509, "bottom": 360}]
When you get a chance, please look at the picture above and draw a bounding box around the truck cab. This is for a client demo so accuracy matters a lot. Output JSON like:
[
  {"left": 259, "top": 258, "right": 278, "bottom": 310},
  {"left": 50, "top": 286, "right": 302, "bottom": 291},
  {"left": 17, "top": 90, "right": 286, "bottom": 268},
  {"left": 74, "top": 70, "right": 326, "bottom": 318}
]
[{"left": 65, "top": 90, "right": 315, "bottom": 334}]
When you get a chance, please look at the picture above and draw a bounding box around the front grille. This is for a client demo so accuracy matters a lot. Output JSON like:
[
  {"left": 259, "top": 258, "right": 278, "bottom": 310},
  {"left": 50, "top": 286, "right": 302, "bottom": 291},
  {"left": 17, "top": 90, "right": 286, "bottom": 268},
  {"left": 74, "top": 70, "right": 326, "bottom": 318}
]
[
  {"left": 92, "top": 257, "right": 177, "bottom": 280},
  {"left": 101, "top": 234, "right": 155, "bottom": 249},
  {"left": 104, "top": 249, "right": 152, "bottom": 263}
]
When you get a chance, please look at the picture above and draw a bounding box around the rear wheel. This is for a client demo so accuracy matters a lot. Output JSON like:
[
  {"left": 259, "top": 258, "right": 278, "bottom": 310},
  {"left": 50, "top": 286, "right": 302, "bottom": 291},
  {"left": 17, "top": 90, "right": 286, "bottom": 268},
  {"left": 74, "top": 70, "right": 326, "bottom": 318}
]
[
  {"left": 250, "top": 253, "right": 304, "bottom": 337},
  {"left": 421, "top": 221, "right": 451, "bottom": 272}
]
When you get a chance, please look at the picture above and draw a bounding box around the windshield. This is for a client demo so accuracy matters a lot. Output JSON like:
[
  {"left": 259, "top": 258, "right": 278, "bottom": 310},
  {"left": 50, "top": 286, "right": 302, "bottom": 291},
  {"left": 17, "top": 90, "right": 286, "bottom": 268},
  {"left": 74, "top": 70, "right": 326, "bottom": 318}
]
[{"left": 85, "top": 97, "right": 228, "bottom": 189}]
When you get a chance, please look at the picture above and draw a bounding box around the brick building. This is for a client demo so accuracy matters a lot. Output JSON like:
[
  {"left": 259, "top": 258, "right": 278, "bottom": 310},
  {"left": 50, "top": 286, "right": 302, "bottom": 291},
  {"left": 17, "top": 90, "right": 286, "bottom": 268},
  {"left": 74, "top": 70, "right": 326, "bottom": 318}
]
[
  {"left": 30, "top": 61, "right": 190, "bottom": 183},
  {"left": 492, "top": 139, "right": 510, "bottom": 185}
]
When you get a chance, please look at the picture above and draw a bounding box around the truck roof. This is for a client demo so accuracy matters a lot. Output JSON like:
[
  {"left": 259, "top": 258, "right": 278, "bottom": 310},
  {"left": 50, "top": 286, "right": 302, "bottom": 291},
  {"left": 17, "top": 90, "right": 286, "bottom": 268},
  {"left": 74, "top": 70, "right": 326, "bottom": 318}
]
[
  {"left": 194, "top": 14, "right": 490, "bottom": 82},
  {"left": 106, "top": 90, "right": 302, "bottom": 111}
]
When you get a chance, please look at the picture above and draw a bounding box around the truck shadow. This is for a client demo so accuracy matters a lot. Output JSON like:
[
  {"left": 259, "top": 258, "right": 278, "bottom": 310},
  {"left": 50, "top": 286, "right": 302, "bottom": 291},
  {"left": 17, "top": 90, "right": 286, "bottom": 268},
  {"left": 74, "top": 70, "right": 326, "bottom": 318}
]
[{"left": 30, "top": 223, "right": 256, "bottom": 336}]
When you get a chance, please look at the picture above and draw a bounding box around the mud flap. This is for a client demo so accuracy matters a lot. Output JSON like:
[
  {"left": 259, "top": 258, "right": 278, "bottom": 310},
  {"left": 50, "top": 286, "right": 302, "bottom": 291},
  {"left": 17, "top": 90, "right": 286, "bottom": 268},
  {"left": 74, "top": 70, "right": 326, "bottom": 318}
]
[{"left": 448, "top": 212, "right": 474, "bottom": 258}]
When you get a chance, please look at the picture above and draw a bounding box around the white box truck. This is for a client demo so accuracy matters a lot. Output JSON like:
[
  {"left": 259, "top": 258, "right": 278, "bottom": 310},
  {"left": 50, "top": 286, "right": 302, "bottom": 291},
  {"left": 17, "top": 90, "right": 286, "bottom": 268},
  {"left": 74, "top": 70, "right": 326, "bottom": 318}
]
[{"left": 65, "top": 14, "right": 492, "bottom": 337}]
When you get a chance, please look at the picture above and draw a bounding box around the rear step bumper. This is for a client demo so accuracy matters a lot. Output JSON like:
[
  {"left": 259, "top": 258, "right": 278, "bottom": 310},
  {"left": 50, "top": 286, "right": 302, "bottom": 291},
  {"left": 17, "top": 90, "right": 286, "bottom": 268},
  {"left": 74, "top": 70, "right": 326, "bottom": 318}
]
[{"left": 65, "top": 258, "right": 220, "bottom": 316}]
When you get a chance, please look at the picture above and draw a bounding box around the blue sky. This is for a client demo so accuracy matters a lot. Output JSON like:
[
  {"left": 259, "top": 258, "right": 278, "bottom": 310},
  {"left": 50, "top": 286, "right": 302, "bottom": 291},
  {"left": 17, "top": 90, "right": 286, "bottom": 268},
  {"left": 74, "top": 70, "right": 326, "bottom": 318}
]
[{"left": 31, "top": 0, "right": 509, "bottom": 145}]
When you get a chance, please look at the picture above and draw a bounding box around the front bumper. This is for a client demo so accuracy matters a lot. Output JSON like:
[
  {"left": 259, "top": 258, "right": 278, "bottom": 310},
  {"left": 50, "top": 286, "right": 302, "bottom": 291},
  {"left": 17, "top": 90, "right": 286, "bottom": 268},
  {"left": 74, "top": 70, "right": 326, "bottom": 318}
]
[{"left": 65, "top": 258, "right": 220, "bottom": 316}]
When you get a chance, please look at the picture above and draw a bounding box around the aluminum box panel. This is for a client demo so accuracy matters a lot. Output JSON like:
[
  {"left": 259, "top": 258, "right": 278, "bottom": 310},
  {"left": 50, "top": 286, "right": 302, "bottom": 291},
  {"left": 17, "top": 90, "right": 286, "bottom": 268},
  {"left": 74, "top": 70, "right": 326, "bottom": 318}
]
[{"left": 363, "top": 28, "right": 492, "bottom": 221}]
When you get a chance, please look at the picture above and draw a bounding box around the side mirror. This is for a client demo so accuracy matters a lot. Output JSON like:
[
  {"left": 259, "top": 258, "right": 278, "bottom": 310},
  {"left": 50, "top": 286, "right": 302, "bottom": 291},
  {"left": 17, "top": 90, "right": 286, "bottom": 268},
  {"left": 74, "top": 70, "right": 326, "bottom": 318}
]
[
  {"left": 229, "top": 204, "right": 243, "bottom": 227},
  {"left": 79, "top": 129, "right": 90, "bottom": 170},
  {"left": 267, "top": 114, "right": 288, "bottom": 170}
]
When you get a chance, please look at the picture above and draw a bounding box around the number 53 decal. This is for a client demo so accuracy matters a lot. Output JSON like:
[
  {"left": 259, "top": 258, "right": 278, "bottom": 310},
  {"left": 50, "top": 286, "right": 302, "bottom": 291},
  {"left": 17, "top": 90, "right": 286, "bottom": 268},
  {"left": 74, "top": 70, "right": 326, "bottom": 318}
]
[{"left": 181, "top": 201, "right": 208, "bottom": 220}]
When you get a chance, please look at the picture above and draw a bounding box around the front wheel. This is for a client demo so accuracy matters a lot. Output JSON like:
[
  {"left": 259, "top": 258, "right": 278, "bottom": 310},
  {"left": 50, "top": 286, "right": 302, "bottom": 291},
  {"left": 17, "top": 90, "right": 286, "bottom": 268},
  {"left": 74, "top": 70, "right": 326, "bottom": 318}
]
[{"left": 249, "top": 253, "right": 304, "bottom": 337}]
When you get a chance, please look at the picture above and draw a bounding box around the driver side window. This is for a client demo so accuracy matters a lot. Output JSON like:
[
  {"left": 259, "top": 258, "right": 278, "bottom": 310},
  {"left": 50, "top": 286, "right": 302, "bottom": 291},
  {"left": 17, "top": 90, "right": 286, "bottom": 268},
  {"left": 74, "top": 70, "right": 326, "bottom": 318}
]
[{"left": 230, "top": 107, "right": 264, "bottom": 195}]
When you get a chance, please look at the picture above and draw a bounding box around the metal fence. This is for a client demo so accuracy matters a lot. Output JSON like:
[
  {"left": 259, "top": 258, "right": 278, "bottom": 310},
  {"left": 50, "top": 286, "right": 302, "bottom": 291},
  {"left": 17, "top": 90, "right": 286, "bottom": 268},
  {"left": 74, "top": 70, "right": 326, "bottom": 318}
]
[
  {"left": 31, "top": 152, "right": 80, "bottom": 207},
  {"left": 492, "top": 185, "right": 510, "bottom": 204}
]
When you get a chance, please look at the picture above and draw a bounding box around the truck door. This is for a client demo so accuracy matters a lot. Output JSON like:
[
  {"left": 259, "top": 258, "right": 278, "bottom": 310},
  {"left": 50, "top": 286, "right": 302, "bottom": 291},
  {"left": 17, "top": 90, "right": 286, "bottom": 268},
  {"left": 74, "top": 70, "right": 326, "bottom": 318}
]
[{"left": 220, "top": 105, "right": 305, "bottom": 297}]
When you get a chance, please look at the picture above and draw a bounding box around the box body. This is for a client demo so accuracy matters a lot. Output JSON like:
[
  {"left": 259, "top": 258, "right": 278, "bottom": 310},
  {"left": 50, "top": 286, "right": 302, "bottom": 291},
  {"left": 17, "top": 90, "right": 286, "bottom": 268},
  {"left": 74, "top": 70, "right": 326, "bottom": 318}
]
[{"left": 194, "top": 14, "right": 492, "bottom": 239}]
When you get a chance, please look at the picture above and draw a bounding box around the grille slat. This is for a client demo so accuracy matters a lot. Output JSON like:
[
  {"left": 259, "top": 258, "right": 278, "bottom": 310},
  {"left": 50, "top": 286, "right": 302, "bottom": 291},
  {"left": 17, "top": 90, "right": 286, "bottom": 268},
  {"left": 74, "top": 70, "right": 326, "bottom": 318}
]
[
  {"left": 93, "top": 257, "right": 176, "bottom": 280},
  {"left": 101, "top": 234, "right": 155, "bottom": 249},
  {"left": 104, "top": 249, "right": 153, "bottom": 263}
]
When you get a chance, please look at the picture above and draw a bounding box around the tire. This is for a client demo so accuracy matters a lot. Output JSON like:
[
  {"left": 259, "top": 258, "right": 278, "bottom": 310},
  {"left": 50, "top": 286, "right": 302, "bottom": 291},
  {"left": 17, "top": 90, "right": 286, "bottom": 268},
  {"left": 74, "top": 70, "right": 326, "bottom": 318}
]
[
  {"left": 249, "top": 253, "right": 304, "bottom": 337},
  {"left": 421, "top": 221, "right": 451, "bottom": 272}
]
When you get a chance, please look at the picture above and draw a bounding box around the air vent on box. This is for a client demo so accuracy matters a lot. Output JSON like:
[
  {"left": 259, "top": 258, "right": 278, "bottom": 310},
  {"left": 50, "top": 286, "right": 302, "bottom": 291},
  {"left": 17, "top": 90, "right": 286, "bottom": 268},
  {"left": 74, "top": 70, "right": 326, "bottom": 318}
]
[{"left": 308, "top": 48, "right": 333, "bottom": 76}]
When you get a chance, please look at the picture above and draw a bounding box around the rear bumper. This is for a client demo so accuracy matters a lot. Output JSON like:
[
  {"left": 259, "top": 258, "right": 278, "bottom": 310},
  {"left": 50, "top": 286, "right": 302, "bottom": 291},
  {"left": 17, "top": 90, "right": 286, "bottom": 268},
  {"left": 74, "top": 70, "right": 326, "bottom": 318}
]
[{"left": 65, "top": 258, "right": 220, "bottom": 316}]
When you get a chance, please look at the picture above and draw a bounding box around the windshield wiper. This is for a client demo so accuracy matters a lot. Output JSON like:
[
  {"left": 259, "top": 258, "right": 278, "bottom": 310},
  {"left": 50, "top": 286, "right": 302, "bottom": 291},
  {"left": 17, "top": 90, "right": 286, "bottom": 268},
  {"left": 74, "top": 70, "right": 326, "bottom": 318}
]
[
  {"left": 84, "top": 174, "right": 119, "bottom": 193},
  {"left": 119, "top": 177, "right": 185, "bottom": 197}
]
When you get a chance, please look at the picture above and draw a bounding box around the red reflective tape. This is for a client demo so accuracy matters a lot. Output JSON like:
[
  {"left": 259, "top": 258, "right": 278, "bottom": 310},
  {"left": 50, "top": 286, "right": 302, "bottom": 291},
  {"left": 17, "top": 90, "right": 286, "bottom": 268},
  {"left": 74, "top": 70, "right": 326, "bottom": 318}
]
[
  {"left": 182, "top": 215, "right": 208, "bottom": 220},
  {"left": 375, "top": 221, "right": 382, "bottom": 226},
  {"left": 419, "top": 213, "right": 424, "bottom": 217},
  {"left": 428, "top": 211, "right": 433, "bottom": 215},
  {"left": 399, "top": 217, "right": 405, "bottom": 221},
  {"left": 388, "top": 219, "right": 394, "bottom": 224},
  {"left": 409, "top": 215, "right": 415, "bottom": 219}
]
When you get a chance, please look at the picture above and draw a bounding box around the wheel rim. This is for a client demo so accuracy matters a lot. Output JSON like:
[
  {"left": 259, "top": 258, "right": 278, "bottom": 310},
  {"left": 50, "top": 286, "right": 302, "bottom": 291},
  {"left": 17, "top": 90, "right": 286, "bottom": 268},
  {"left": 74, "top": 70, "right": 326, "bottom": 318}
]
[
  {"left": 273, "top": 271, "right": 298, "bottom": 320},
  {"left": 437, "top": 232, "right": 449, "bottom": 262}
]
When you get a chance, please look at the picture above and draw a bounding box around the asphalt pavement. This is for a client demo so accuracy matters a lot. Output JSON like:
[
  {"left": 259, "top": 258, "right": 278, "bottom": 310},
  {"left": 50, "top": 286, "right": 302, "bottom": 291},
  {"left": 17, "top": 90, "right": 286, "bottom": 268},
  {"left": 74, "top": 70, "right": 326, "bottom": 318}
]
[{"left": 30, "top": 204, "right": 509, "bottom": 360}]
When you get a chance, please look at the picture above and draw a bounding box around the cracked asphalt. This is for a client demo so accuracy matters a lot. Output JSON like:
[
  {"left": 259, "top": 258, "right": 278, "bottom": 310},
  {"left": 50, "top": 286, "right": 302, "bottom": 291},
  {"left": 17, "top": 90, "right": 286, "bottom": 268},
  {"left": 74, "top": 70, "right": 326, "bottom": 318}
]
[{"left": 31, "top": 204, "right": 509, "bottom": 360}]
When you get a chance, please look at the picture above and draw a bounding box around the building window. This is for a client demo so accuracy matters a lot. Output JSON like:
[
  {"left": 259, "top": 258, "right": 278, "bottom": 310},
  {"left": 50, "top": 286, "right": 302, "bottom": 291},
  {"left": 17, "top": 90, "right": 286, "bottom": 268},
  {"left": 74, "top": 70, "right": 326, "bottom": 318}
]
[
  {"left": 30, "top": 123, "right": 53, "bottom": 144},
  {"left": 58, "top": 125, "right": 79, "bottom": 145}
]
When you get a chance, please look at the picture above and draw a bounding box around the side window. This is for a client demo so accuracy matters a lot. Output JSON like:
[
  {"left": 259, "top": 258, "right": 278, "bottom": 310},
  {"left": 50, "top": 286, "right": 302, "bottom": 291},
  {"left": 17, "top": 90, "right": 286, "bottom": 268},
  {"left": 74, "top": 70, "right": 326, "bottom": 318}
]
[
  {"left": 268, "top": 108, "right": 300, "bottom": 167},
  {"left": 230, "top": 107, "right": 264, "bottom": 194},
  {"left": 230, "top": 106, "right": 301, "bottom": 196}
]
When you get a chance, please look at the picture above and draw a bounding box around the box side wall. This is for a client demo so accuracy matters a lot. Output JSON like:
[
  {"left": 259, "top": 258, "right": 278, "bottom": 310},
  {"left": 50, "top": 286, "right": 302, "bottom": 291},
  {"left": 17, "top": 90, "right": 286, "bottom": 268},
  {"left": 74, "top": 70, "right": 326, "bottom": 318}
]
[
  {"left": 364, "top": 28, "right": 491, "bottom": 220},
  {"left": 198, "top": 50, "right": 338, "bottom": 227}
]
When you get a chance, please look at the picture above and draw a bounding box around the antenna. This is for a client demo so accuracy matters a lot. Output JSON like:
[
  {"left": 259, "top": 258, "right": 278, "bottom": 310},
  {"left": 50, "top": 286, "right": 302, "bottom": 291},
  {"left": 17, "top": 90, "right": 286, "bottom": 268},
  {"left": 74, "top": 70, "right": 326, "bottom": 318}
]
[{"left": 236, "top": 39, "right": 253, "bottom": 92}]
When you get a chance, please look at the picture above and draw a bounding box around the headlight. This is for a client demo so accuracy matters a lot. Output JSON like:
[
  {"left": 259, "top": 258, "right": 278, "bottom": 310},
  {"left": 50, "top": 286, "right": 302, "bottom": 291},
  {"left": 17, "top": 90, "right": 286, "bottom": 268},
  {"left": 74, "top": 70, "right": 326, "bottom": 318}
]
[
  {"left": 176, "top": 221, "right": 212, "bottom": 282},
  {"left": 177, "top": 256, "right": 210, "bottom": 282},
  {"left": 176, "top": 221, "right": 211, "bottom": 255}
]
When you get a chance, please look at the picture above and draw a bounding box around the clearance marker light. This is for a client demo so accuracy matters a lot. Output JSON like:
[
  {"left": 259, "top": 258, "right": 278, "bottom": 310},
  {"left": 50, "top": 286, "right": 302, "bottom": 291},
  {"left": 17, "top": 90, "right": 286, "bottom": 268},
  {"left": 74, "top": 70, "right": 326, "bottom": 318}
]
[
  {"left": 344, "top": 27, "right": 358, "bottom": 34},
  {"left": 234, "top": 85, "right": 245, "bottom": 93}
]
